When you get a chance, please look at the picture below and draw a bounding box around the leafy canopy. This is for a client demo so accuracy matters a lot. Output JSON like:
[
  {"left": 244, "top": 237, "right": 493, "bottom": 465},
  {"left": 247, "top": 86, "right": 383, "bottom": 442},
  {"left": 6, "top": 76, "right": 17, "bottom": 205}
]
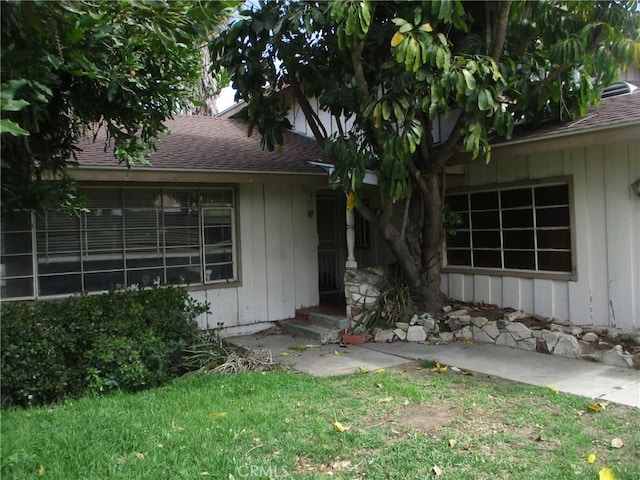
[
  {"left": 212, "top": 0, "right": 640, "bottom": 203},
  {"left": 1, "top": 0, "right": 239, "bottom": 213}
]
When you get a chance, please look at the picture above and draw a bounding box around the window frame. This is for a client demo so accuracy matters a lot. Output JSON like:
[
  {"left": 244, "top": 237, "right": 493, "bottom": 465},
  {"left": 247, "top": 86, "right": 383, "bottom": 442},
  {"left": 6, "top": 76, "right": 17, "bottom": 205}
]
[
  {"left": 442, "top": 176, "right": 577, "bottom": 281},
  {"left": 0, "top": 185, "right": 240, "bottom": 301}
]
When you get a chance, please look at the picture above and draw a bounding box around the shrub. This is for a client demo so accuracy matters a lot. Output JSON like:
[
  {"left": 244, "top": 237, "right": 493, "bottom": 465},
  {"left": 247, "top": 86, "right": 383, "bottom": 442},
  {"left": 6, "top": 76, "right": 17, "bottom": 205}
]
[{"left": 1, "top": 286, "right": 208, "bottom": 407}]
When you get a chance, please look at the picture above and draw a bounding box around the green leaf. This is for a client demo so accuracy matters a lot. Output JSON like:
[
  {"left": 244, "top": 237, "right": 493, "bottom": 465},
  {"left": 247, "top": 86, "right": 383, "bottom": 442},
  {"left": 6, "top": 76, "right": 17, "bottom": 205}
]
[
  {"left": 477, "top": 89, "right": 494, "bottom": 111},
  {"left": 0, "top": 97, "right": 30, "bottom": 112},
  {"left": 393, "top": 100, "right": 404, "bottom": 121},
  {"left": 153, "top": 24, "right": 177, "bottom": 49},
  {"left": 462, "top": 69, "right": 476, "bottom": 92},
  {"left": 373, "top": 103, "right": 382, "bottom": 128},
  {"left": 405, "top": 38, "right": 417, "bottom": 71},
  {"left": 436, "top": 48, "right": 446, "bottom": 69},
  {"left": 359, "top": 1, "right": 371, "bottom": 32},
  {"left": 0, "top": 119, "right": 30, "bottom": 136},
  {"left": 382, "top": 101, "right": 391, "bottom": 121},
  {"left": 391, "top": 17, "right": 408, "bottom": 27}
]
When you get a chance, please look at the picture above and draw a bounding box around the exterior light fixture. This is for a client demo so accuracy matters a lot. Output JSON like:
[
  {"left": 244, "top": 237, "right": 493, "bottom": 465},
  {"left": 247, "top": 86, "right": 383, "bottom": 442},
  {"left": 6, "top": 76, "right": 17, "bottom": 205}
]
[{"left": 632, "top": 178, "right": 640, "bottom": 197}]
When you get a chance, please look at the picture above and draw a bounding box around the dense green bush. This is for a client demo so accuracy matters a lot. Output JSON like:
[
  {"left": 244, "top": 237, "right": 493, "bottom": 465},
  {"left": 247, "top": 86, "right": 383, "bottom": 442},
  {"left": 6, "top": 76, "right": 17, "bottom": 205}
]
[{"left": 1, "top": 286, "right": 208, "bottom": 407}]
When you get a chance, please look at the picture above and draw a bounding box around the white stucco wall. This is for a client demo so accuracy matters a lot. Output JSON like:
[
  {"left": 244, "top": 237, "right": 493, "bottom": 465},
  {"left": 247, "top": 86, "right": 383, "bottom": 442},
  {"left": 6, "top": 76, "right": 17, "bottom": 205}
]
[
  {"left": 191, "top": 183, "right": 319, "bottom": 335},
  {"left": 441, "top": 137, "right": 640, "bottom": 331}
]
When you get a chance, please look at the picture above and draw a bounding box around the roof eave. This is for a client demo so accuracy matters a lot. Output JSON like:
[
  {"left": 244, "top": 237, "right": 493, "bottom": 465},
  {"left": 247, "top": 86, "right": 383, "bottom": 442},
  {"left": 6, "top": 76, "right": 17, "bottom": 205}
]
[
  {"left": 68, "top": 165, "right": 330, "bottom": 186},
  {"left": 449, "top": 121, "right": 640, "bottom": 165},
  {"left": 491, "top": 120, "right": 640, "bottom": 150}
]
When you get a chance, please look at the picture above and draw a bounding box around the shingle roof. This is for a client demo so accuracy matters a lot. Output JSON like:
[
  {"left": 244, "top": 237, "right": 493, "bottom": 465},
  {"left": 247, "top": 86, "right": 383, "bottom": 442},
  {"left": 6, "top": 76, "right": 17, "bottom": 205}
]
[
  {"left": 76, "top": 115, "right": 327, "bottom": 175},
  {"left": 77, "top": 89, "right": 637, "bottom": 173},
  {"left": 501, "top": 88, "right": 640, "bottom": 144}
]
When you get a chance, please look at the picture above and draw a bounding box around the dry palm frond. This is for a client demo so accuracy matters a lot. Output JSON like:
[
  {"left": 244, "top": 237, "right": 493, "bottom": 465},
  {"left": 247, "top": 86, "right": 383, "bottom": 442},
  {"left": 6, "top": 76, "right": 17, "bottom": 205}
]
[
  {"left": 180, "top": 330, "right": 288, "bottom": 375},
  {"left": 213, "top": 348, "right": 289, "bottom": 374}
]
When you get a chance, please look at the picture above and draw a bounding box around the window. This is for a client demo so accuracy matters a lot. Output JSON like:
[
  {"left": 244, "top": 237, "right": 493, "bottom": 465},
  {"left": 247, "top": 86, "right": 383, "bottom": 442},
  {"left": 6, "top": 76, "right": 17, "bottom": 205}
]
[
  {"left": 355, "top": 200, "right": 371, "bottom": 249},
  {"left": 445, "top": 180, "right": 573, "bottom": 276},
  {"left": 0, "top": 186, "right": 237, "bottom": 300}
]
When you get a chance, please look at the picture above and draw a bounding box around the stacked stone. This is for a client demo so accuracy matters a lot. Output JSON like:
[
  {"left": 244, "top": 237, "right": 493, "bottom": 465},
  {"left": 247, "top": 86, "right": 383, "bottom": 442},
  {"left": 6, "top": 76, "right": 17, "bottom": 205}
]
[
  {"left": 442, "top": 309, "right": 638, "bottom": 368},
  {"left": 343, "top": 267, "right": 387, "bottom": 321},
  {"left": 342, "top": 266, "right": 638, "bottom": 369}
]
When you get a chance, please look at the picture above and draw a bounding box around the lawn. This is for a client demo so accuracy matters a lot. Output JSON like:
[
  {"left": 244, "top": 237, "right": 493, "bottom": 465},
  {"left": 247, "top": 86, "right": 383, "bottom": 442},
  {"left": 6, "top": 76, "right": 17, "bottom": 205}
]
[{"left": 2, "top": 365, "right": 639, "bottom": 479}]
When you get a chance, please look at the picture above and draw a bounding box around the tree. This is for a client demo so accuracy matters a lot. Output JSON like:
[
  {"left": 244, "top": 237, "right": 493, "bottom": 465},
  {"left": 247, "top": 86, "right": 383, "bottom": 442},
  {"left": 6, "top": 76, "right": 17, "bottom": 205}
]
[
  {"left": 211, "top": 0, "right": 640, "bottom": 311},
  {"left": 1, "top": 0, "right": 239, "bottom": 213}
]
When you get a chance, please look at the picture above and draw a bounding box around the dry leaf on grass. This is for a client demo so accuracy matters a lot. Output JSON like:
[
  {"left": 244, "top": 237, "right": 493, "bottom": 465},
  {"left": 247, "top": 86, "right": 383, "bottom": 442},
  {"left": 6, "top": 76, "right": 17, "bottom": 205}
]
[
  {"left": 431, "top": 465, "right": 443, "bottom": 476},
  {"left": 448, "top": 439, "right": 458, "bottom": 448},
  {"left": 288, "top": 345, "right": 309, "bottom": 352},
  {"left": 430, "top": 362, "right": 448, "bottom": 373},
  {"left": 377, "top": 396, "right": 393, "bottom": 403},
  {"left": 209, "top": 412, "right": 228, "bottom": 419},
  {"left": 528, "top": 432, "right": 542, "bottom": 442},
  {"left": 599, "top": 467, "right": 617, "bottom": 480},
  {"left": 610, "top": 438, "right": 624, "bottom": 449},
  {"left": 588, "top": 401, "right": 610, "bottom": 412},
  {"left": 172, "top": 420, "right": 184, "bottom": 431},
  {"left": 333, "top": 421, "right": 351, "bottom": 432}
]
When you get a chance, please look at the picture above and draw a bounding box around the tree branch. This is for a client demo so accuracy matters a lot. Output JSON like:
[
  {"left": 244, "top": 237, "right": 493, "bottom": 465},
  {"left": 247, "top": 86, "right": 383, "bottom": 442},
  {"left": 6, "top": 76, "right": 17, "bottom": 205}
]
[
  {"left": 333, "top": 113, "right": 345, "bottom": 136},
  {"left": 490, "top": 0, "right": 512, "bottom": 62},
  {"left": 350, "top": 39, "right": 369, "bottom": 105},
  {"left": 434, "top": 115, "right": 464, "bottom": 170},
  {"left": 400, "top": 181, "right": 412, "bottom": 242},
  {"left": 288, "top": 74, "right": 327, "bottom": 144}
]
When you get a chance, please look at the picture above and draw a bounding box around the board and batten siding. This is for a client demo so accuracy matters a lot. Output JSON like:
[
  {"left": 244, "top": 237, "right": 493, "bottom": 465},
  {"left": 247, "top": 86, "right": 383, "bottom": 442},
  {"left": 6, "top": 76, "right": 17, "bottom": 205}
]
[
  {"left": 441, "top": 138, "right": 640, "bottom": 331},
  {"left": 191, "top": 183, "right": 319, "bottom": 334}
]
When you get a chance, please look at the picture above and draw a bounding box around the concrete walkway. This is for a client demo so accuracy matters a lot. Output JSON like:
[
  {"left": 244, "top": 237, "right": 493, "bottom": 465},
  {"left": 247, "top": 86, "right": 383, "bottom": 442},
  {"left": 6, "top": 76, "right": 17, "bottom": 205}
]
[{"left": 228, "top": 332, "right": 640, "bottom": 408}]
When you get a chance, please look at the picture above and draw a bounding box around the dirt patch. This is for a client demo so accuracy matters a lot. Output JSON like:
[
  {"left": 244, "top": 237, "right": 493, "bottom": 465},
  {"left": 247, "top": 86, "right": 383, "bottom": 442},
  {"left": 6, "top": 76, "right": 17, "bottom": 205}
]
[
  {"left": 296, "top": 456, "right": 364, "bottom": 476},
  {"left": 393, "top": 402, "right": 459, "bottom": 434}
]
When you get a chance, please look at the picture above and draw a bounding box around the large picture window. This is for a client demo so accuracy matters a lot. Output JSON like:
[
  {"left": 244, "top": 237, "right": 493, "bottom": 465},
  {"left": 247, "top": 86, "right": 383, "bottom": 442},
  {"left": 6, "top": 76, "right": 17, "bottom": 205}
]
[
  {"left": 444, "top": 180, "right": 573, "bottom": 276},
  {"left": 1, "top": 186, "right": 237, "bottom": 300}
]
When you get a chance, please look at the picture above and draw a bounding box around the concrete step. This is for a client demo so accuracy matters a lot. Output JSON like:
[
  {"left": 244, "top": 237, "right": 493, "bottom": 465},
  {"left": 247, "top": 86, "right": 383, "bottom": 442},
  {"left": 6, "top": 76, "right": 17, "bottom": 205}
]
[
  {"left": 307, "top": 313, "right": 350, "bottom": 331},
  {"left": 282, "top": 319, "right": 340, "bottom": 344}
]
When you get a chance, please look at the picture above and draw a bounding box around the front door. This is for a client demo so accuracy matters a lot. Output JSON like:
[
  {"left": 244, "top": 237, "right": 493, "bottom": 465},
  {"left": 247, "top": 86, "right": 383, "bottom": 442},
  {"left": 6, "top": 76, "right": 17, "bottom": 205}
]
[{"left": 316, "top": 195, "right": 340, "bottom": 293}]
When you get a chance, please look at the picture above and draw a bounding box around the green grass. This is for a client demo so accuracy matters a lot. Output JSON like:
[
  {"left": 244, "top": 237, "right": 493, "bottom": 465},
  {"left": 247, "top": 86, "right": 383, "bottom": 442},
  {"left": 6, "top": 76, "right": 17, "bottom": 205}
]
[{"left": 2, "top": 368, "right": 639, "bottom": 479}]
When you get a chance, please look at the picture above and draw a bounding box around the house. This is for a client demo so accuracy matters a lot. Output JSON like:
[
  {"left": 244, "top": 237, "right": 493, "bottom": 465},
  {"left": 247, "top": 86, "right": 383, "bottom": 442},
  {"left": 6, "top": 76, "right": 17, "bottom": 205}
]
[
  {"left": 0, "top": 116, "right": 330, "bottom": 335},
  {"left": 441, "top": 82, "right": 640, "bottom": 332},
  {"left": 281, "top": 80, "right": 640, "bottom": 333},
  {"left": 1, "top": 83, "right": 638, "bottom": 334}
]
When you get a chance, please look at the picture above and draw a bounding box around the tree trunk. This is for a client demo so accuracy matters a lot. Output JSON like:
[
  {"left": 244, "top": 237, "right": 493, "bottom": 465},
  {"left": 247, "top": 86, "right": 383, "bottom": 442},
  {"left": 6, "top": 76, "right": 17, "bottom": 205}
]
[
  {"left": 371, "top": 170, "right": 444, "bottom": 313},
  {"left": 420, "top": 170, "right": 445, "bottom": 312}
]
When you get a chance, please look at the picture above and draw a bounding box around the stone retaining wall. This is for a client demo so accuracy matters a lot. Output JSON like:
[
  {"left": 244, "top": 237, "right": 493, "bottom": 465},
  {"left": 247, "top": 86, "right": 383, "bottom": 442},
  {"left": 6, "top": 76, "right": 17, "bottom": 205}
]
[
  {"left": 343, "top": 267, "right": 387, "bottom": 322},
  {"left": 343, "top": 267, "right": 639, "bottom": 369},
  {"left": 373, "top": 308, "right": 639, "bottom": 369}
]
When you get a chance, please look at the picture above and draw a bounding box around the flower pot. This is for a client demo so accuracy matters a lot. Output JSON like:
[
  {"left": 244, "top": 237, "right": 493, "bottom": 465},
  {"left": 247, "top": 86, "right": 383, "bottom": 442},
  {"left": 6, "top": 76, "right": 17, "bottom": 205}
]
[{"left": 340, "top": 329, "right": 368, "bottom": 345}]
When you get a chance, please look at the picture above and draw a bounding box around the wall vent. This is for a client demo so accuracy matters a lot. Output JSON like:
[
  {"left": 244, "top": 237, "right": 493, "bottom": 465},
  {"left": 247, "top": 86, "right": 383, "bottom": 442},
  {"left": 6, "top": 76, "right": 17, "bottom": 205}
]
[{"left": 601, "top": 81, "right": 638, "bottom": 98}]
